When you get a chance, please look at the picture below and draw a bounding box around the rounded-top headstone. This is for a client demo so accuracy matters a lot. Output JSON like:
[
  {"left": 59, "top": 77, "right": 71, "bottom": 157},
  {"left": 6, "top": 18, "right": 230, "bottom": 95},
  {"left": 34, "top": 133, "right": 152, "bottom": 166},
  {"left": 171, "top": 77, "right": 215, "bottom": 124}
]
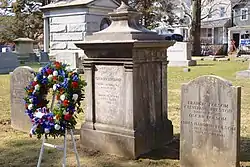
[{"left": 10, "top": 66, "right": 35, "bottom": 132}]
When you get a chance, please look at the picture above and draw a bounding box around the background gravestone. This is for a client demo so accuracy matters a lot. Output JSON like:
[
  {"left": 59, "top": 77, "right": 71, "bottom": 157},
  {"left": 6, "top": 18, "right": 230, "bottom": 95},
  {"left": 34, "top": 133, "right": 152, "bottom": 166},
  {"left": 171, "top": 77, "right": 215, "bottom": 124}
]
[
  {"left": 236, "top": 62, "right": 250, "bottom": 78},
  {"left": 0, "top": 52, "right": 20, "bottom": 74},
  {"left": 55, "top": 52, "right": 79, "bottom": 69},
  {"left": 10, "top": 66, "right": 35, "bottom": 132},
  {"left": 180, "top": 75, "right": 241, "bottom": 167},
  {"left": 39, "top": 52, "right": 50, "bottom": 65}
]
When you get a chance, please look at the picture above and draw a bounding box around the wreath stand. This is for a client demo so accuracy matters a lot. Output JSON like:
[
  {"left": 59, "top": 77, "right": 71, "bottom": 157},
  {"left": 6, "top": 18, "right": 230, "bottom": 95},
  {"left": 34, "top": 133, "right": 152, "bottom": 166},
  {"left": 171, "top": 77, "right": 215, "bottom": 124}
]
[{"left": 36, "top": 96, "right": 81, "bottom": 167}]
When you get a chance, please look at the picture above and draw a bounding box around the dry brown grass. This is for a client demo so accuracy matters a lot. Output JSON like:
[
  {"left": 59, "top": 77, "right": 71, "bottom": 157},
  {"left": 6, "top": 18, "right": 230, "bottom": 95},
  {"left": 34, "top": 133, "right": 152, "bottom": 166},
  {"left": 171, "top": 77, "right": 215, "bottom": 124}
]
[{"left": 0, "top": 60, "right": 250, "bottom": 167}]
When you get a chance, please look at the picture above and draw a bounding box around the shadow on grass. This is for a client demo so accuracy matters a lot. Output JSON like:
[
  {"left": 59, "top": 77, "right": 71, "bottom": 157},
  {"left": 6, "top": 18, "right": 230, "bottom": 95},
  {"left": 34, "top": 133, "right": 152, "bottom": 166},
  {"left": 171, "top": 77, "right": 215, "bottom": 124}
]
[
  {"left": 0, "top": 137, "right": 62, "bottom": 167},
  {"left": 139, "top": 134, "right": 180, "bottom": 160},
  {"left": 240, "top": 137, "right": 250, "bottom": 162},
  {"left": 195, "top": 63, "right": 215, "bottom": 67},
  {"left": 138, "top": 134, "right": 250, "bottom": 163}
]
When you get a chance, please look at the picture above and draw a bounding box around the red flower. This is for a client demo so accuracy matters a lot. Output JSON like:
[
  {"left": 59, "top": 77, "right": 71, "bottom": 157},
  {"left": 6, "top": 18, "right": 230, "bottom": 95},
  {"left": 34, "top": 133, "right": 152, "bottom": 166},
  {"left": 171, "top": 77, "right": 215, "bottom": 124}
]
[
  {"left": 46, "top": 68, "right": 53, "bottom": 74},
  {"left": 53, "top": 76, "right": 57, "bottom": 81},
  {"left": 54, "top": 62, "right": 61, "bottom": 69},
  {"left": 25, "top": 104, "right": 28, "bottom": 109},
  {"left": 32, "top": 81, "right": 37, "bottom": 86},
  {"left": 64, "top": 114, "right": 72, "bottom": 121},
  {"left": 63, "top": 100, "right": 69, "bottom": 107},
  {"left": 72, "top": 82, "right": 78, "bottom": 88}
]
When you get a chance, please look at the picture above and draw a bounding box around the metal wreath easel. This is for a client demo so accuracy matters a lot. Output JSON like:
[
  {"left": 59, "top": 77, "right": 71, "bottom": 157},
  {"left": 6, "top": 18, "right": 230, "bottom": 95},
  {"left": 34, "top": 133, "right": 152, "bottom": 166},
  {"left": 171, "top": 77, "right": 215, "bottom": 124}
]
[{"left": 36, "top": 95, "right": 80, "bottom": 167}]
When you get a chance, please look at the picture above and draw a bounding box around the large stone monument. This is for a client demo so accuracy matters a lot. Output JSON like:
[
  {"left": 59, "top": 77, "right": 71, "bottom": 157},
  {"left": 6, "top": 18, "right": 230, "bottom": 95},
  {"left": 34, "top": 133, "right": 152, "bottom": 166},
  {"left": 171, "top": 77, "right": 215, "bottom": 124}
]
[
  {"left": 75, "top": 2, "right": 174, "bottom": 158},
  {"left": 13, "top": 38, "right": 38, "bottom": 63}
]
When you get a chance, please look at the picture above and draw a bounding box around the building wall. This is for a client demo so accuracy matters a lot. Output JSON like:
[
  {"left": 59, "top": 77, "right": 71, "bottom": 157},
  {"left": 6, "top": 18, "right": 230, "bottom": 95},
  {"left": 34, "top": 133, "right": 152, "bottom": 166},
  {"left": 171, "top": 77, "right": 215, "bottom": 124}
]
[
  {"left": 42, "top": 1, "right": 119, "bottom": 57},
  {"left": 233, "top": 2, "right": 250, "bottom": 26},
  {"left": 200, "top": 0, "right": 231, "bottom": 45}
]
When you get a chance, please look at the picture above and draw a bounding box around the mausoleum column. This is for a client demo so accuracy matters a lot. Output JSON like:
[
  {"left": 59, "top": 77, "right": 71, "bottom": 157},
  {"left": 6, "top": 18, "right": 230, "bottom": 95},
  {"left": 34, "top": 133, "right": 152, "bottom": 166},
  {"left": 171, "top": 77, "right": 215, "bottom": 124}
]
[{"left": 43, "top": 17, "right": 49, "bottom": 53}]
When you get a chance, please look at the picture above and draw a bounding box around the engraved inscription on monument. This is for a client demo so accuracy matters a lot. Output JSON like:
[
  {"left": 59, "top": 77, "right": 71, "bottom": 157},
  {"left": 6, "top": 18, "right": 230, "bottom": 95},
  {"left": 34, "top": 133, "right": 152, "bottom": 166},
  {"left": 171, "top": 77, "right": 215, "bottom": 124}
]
[
  {"left": 95, "top": 65, "right": 124, "bottom": 125},
  {"left": 11, "top": 66, "right": 35, "bottom": 132},
  {"left": 180, "top": 75, "right": 241, "bottom": 167}
]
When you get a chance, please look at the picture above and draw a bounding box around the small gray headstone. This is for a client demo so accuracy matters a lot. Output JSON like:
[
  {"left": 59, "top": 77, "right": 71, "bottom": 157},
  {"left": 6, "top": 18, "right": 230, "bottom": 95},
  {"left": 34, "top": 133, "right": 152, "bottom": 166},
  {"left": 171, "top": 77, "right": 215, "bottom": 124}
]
[
  {"left": 180, "top": 75, "right": 241, "bottom": 167},
  {"left": 0, "top": 52, "right": 20, "bottom": 74},
  {"left": 236, "top": 62, "right": 250, "bottom": 79},
  {"left": 39, "top": 52, "right": 50, "bottom": 64},
  {"left": 10, "top": 66, "right": 35, "bottom": 132},
  {"left": 55, "top": 52, "right": 79, "bottom": 69}
]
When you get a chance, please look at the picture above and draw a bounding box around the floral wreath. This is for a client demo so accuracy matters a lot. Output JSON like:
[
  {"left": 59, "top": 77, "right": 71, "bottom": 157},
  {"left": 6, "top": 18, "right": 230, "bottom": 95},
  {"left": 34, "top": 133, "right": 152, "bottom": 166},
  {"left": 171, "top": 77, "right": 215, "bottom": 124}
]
[{"left": 24, "top": 61, "right": 86, "bottom": 139}]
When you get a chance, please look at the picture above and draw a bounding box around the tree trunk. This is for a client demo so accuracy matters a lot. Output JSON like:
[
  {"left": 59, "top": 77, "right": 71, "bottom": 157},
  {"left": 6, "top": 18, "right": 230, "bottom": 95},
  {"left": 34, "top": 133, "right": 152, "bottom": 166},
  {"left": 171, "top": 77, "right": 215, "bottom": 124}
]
[{"left": 191, "top": 0, "right": 201, "bottom": 56}]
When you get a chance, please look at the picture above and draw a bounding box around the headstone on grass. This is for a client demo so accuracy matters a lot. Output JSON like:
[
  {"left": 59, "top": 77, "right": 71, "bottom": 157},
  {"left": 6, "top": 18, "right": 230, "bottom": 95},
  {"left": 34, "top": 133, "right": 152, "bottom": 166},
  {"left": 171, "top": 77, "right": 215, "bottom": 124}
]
[
  {"left": 236, "top": 61, "right": 250, "bottom": 78},
  {"left": 0, "top": 52, "right": 19, "bottom": 74},
  {"left": 39, "top": 52, "right": 50, "bottom": 65},
  {"left": 10, "top": 66, "right": 35, "bottom": 132},
  {"left": 180, "top": 75, "right": 241, "bottom": 167},
  {"left": 55, "top": 52, "right": 79, "bottom": 70}
]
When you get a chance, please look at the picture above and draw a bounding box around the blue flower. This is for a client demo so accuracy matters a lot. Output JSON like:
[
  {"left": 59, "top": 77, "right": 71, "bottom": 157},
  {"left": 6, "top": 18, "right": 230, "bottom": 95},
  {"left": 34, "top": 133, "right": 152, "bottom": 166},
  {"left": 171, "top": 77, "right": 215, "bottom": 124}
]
[
  {"left": 61, "top": 78, "right": 69, "bottom": 88},
  {"left": 72, "top": 75, "right": 78, "bottom": 81}
]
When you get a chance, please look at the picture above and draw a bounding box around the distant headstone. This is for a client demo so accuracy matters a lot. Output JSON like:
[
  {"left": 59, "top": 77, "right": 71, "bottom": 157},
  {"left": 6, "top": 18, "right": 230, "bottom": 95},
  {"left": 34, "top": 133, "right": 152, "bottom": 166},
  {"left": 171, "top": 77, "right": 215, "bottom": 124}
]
[
  {"left": 10, "top": 66, "right": 35, "bottom": 132},
  {"left": 0, "top": 52, "right": 20, "bottom": 74},
  {"left": 236, "top": 61, "right": 250, "bottom": 78},
  {"left": 55, "top": 52, "right": 79, "bottom": 69},
  {"left": 183, "top": 68, "right": 191, "bottom": 72},
  {"left": 180, "top": 75, "right": 241, "bottom": 167},
  {"left": 39, "top": 52, "right": 50, "bottom": 64},
  {"left": 167, "top": 42, "right": 196, "bottom": 67}
]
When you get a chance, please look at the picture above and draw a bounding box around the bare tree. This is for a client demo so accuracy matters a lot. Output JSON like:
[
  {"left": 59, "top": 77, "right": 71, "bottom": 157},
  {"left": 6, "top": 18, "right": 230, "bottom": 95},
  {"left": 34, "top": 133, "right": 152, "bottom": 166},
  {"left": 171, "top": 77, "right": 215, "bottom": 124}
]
[{"left": 180, "top": 0, "right": 231, "bottom": 55}]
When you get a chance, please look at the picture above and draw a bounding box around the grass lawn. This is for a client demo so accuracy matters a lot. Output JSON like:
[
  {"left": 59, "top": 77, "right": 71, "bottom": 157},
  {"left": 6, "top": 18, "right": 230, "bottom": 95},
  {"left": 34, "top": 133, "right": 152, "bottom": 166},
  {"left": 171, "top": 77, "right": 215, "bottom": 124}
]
[{"left": 0, "top": 60, "right": 250, "bottom": 167}]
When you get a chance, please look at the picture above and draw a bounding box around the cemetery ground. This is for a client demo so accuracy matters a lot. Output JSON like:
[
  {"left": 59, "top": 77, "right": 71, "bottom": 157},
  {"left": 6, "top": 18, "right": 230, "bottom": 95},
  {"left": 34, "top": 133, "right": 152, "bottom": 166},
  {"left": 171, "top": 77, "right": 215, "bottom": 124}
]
[{"left": 1, "top": 60, "right": 250, "bottom": 167}]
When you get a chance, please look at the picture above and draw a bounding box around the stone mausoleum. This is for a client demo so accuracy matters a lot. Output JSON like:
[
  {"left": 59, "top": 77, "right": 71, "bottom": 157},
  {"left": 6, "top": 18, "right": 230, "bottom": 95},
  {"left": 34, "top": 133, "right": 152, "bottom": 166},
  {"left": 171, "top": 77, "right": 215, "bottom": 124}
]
[{"left": 41, "top": 0, "right": 120, "bottom": 57}]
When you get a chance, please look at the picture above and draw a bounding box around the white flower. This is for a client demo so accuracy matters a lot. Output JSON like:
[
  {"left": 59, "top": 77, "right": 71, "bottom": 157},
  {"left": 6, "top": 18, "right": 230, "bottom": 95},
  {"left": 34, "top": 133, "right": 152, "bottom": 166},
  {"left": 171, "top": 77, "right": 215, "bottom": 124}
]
[
  {"left": 29, "top": 98, "right": 33, "bottom": 103},
  {"left": 63, "top": 111, "right": 69, "bottom": 115},
  {"left": 65, "top": 66, "right": 72, "bottom": 72},
  {"left": 43, "top": 76, "right": 46, "bottom": 79},
  {"left": 54, "top": 124, "right": 61, "bottom": 130},
  {"left": 72, "top": 94, "right": 78, "bottom": 101},
  {"left": 60, "top": 94, "right": 66, "bottom": 101},
  {"left": 67, "top": 78, "right": 70, "bottom": 81},
  {"left": 34, "top": 84, "right": 40, "bottom": 91},
  {"left": 48, "top": 75, "right": 53, "bottom": 80},
  {"left": 44, "top": 128, "right": 50, "bottom": 134},
  {"left": 53, "top": 71, "right": 58, "bottom": 76},
  {"left": 39, "top": 67, "right": 43, "bottom": 72},
  {"left": 28, "top": 104, "right": 33, "bottom": 110},
  {"left": 34, "top": 77, "right": 37, "bottom": 82},
  {"left": 53, "top": 84, "right": 57, "bottom": 91},
  {"left": 34, "top": 111, "right": 45, "bottom": 119}
]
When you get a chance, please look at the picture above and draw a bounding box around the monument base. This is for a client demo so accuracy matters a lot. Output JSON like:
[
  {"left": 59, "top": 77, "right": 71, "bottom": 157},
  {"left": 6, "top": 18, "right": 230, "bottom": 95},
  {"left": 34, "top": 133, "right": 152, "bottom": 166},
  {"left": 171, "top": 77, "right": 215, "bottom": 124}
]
[
  {"left": 168, "top": 60, "right": 197, "bottom": 67},
  {"left": 236, "top": 70, "right": 250, "bottom": 79},
  {"left": 80, "top": 120, "right": 173, "bottom": 159}
]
